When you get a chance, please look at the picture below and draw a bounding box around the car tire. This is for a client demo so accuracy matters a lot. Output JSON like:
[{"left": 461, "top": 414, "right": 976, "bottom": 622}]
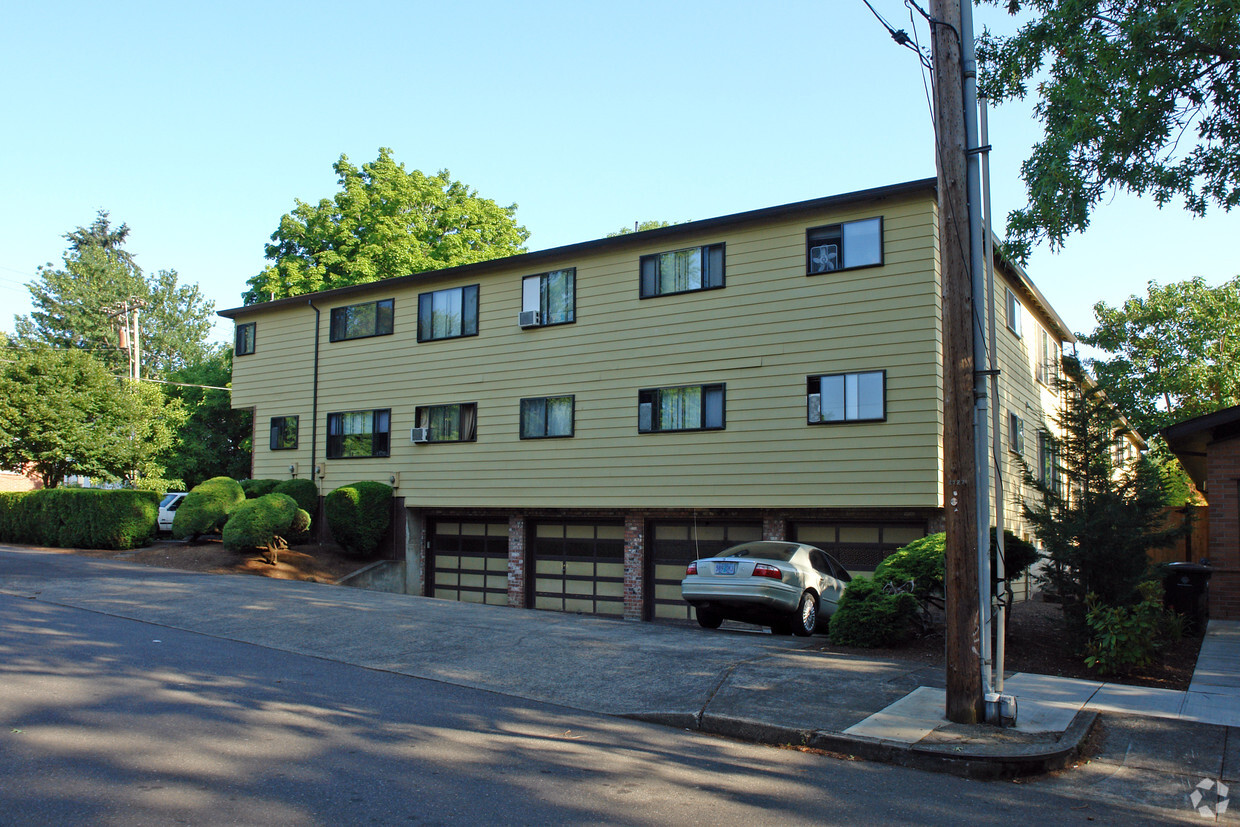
[
  {"left": 793, "top": 592, "right": 818, "bottom": 637},
  {"left": 770, "top": 620, "right": 793, "bottom": 636},
  {"left": 696, "top": 608, "right": 723, "bottom": 629}
]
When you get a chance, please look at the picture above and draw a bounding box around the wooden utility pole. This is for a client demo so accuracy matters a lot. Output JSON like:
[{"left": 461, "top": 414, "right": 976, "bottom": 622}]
[{"left": 932, "top": 0, "right": 984, "bottom": 724}]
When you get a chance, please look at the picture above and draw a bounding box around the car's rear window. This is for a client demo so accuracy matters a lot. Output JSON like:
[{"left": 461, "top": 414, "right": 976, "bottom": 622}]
[{"left": 724, "top": 542, "right": 798, "bottom": 562}]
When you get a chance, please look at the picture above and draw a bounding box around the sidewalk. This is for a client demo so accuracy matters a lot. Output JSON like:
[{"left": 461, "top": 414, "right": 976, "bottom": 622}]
[{"left": 2, "top": 545, "right": 1237, "bottom": 782}]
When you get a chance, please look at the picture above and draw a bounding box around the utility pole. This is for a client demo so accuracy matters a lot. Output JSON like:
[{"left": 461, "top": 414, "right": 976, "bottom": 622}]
[{"left": 932, "top": 0, "right": 984, "bottom": 724}]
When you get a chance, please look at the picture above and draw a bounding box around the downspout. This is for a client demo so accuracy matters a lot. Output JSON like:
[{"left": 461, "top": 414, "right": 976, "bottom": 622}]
[{"left": 309, "top": 299, "right": 321, "bottom": 511}]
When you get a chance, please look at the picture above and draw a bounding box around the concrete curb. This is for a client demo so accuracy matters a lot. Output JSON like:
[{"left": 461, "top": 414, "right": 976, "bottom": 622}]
[{"left": 624, "top": 709, "right": 1099, "bottom": 780}]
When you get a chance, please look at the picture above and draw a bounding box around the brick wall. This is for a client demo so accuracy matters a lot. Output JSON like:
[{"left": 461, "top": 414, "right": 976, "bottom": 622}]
[
  {"left": 1207, "top": 436, "right": 1240, "bottom": 619},
  {"left": 624, "top": 514, "right": 645, "bottom": 620},
  {"left": 762, "top": 515, "right": 787, "bottom": 541},
  {"left": 508, "top": 514, "right": 526, "bottom": 609}
]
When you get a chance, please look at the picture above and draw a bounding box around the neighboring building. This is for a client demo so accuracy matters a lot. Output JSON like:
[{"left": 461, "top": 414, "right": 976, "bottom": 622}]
[
  {"left": 219, "top": 178, "right": 1076, "bottom": 621},
  {"left": 0, "top": 466, "right": 42, "bottom": 493},
  {"left": 1163, "top": 404, "right": 1240, "bottom": 619}
]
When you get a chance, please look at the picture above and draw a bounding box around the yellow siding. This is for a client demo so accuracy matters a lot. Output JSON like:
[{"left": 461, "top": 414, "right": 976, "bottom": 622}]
[{"left": 231, "top": 193, "right": 946, "bottom": 509}]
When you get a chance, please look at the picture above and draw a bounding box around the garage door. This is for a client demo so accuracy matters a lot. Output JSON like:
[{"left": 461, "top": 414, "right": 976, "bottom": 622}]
[
  {"left": 647, "top": 521, "right": 763, "bottom": 620},
  {"left": 529, "top": 522, "right": 625, "bottom": 616},
  {"left": 790, "top": 523, "right": 927, "bottom": 576},
  {"left": 430, "top": 521, "right": 509, "bottom": 605}
]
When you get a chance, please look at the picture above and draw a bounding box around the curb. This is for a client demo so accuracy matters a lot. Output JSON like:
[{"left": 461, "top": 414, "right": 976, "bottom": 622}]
[{"left": 623, "top": 709, "right": 1099, "bottom": 780}]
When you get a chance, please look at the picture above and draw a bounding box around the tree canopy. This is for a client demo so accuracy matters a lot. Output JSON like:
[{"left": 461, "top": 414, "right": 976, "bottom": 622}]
[
  {"left": 13, "top": 210, "right": 215, "bottom": 377},
  {"left": 244, "top": 148, "right": 530, "bottom": 304},
  {"left": 978, "top": 1, "right": 1240, "bottom": 260},
  {"left": 0, "top": 345, "right": 186, "bottom": 488},
  {"left": 606, "top": 220, "right": 676, "bottom": 237},
  {"left": 161, "top": 349, "right": 253, "bottom": 489},
  {"left": 1080, "top": 276, "right": 1240, "bottom": 437}
]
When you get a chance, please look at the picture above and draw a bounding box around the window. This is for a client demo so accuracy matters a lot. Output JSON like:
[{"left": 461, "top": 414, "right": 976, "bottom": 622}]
[
  {"left": 235, "top": 322, "right": 255, "bottom": 356},
  {"left": 1009, "top": 412, "right": 1024, "bottom": 454},
  {"left": 1038, "top": 432, "right": 1062, "bottom": 496},
  {"left": 640, "top": 244, "right": 724, "bottom": 298},
  {"left": 638, "top": 384, "right": 725, "bottom": 433},
  {"left": 330, "top": 298, "right": 393, "bottom": 342},
  {"left": 326, "top": 409, "right": 390, "bottom": 459},
  {"left": 270, "top": 416, "right": 299, "bottom": 451},
  {"left": 806, "top": 217, "right": 883, "bottom": 274},
  {"left": 522, "top": 268, "right": 575, "bottom": 326},
  {"left": 415, "top": 403, "right": 477, "bottom": 443},
  {"left": 418, "top": 285, "right": 479, "bottom": 342},
  {"left": 1036, "top": 326, "right": 1058, "bottom": 388},
  {"left": 1006, "top": 289, "right": 1022, "bottom": 337},
  {"left": 807, "top": 371, "right": 885, "bottom": 423},
  {"left": 520, "top": 395, "right": 574, "bottom": 439}
]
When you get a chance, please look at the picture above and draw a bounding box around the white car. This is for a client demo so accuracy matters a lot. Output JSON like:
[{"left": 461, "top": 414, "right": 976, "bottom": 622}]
[
  {"left": 681, "top": 541, "right": 851, "bottom": 636},
  {"left": 158, "top": 492, "right": 188, "bottom": 533}
]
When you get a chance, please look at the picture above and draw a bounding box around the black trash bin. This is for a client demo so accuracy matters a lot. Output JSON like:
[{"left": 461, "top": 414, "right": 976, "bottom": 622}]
[{"left": 1163, "top": 561, "right": 1213, "bottom": 633}]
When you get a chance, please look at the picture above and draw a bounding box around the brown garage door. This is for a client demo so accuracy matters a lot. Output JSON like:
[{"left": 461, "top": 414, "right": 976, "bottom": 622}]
[
  {"left": 429, "top": 521, "right": 509, "bottom": 606},
  {"left": 529, "top": 522, "right": 625, "bottom": 616},
  {"left": 647, "top": 521, "right": 763, "bottom": 620},
  {"left": 790, "top": 523, "right": 927, "bottom": 575}
]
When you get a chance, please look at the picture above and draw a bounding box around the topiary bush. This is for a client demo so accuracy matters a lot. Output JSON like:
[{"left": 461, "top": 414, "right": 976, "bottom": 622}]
[
  {"left": 241, "top": 478, "right": 281, "bottom": 499},
  {"left": 324, "top": 481, "right": 393, "bottom": 557},
  {"left": 0, "top": 489, "right": 157, "bottom": 550},
  {"left": 828, "top": 576, "right": 922, "bottom": 647},
  {"left": 222, "top": 492, "right": 298, "bottom": 554},
  {"left": 173, "top": 476, "right": 245, "bottom": 540},
  {"left": 272, "top": 478, "right": 317, "bottom": 515}
]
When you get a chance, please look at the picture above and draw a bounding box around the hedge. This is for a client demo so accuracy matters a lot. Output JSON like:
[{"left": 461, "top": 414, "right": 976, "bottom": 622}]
[
  {"left": 272, "top": 478, "right": 317, "bottom": 515},
  {"left": 0, "top": 488, "right": 158, "bottom": 550},
  {"left": 325, "top": 481, "right": 392, "bottom": 557},
  {"left": 173, "top": 476, "right": 246, "bottom": 540},
  {"left": 240, "top": 478, "right": 281, "bottom": 499}
]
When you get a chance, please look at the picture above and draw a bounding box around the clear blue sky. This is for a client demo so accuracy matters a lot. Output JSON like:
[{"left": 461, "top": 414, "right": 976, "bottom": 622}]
[{"left": 2, "top": 1, "right": 1235, "bottom": 346}]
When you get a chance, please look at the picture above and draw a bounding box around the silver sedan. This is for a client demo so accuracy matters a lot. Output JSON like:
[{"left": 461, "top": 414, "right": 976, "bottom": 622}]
[{"left": 680, "top": 541, "right": 851, "bottom": 636}]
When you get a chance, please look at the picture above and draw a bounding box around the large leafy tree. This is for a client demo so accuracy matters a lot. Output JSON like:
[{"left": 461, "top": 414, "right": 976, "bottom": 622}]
[
  {"left": 244, "top": 148, "right": 530, "bottom": 303},
  {"left": 161, "top": 349, "right": 253, "bottom": 489},
  {"left": 1080, "top": 276, "right": 1240, "bottom": 437},
  {"left": 13, "top": 211, "right": 215, "bottom": 377},
  {"left": 978, "top": 1, "right": 1240, "bottom": 260},
  {"left": 0, "top": 345, "right": 186, "bottom": 488}
]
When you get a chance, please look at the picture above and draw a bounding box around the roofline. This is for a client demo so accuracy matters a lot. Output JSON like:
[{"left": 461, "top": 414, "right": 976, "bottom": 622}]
[
  {"left": 218, "top": 177, "right": 938, "bottom": 319},
  {"left": 1162, "top": 403, "right": 1240, "bottom": 442},
  {"left": 992, "top": 238, "right": 1077, "bottom": 345}
]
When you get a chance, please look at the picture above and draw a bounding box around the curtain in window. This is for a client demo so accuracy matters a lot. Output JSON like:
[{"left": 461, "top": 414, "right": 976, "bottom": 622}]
[
  {"left": 521, "top": 399, "right": 545, "bottom": 438},
  {"left": 659, "top": 386, "right": 701, "bottom": 431},
  {"left": 658, "top": 249, "right": 701, "bottom": 294},
  {"left": 547, "top": 396, "right": 572, "bottom": 435},
  {"left": 432, "top": 289, "right": 463, "bottom": 338},
  {"left": 429, "top": 405, "right": 460, "bottom": 441},
  {"left": 460, "top": 403, "right": 477, "bottom": 440},
  {"left": 546, "top": 269, "right": 574, "bottom": 324}
]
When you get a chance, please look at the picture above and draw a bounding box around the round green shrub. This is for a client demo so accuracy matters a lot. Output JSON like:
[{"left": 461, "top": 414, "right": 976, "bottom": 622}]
[
  {"left": 993, "top": 529, "right": 1040, "bottom": 581},
  {"left": 325, "top": 481, "right": 393, "bottom": 557},
  {"left": 241, "top": 478, "right": 281, "bottom": 499},
  {"left": 272, "top": 478, "right": 317, "bottom": 515},
  {"left": 873, "top": 532, "right": 945, "bottom": 599},
  {"left": 828, "top": 576, "right": 921, "bottom": 647},
  {"left": 173, "top": 476, "right": 245, "bottom": 540},
  {"left": 222, "top": 492, "right": 299, "bottom": 552}
]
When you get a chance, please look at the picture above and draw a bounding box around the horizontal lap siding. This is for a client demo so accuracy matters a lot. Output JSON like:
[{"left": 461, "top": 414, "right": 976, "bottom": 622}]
[{"left": 235, "top": 195, "right": 945, "bottom": 508}]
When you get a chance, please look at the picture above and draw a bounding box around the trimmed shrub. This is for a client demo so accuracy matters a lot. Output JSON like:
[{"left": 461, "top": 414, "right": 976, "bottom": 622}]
[
  {"left": 222, "top": 492, "right": 298, "bottom": 552},
  {"left": 173, "top": 476, "right": 245, "bottom": 540},
  {"left": 272, "top": 478, "right": 317, "bottom": 515},
  {"left": 874, "top": 532, "right": 945, "bottom": 600},
  {"left": 828, "top": 576, "right": 921, "bottom": 647},
  {"left": 1084, "top": 581, "right": 1181, "bottom": 675},
  {"left": 0, "top": 489, "right": 157, "bottom": 550},
  {"left": 325, "top": 481, "right": 393, "bottom": 557},
  {"left": 241, "top": 478, "right": 281, "bottom": 499}
]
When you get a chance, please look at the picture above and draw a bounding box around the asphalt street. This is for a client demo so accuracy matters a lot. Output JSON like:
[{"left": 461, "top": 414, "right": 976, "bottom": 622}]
[{"left": 0, "top": 548, "right": 1221, "bottom": 824}]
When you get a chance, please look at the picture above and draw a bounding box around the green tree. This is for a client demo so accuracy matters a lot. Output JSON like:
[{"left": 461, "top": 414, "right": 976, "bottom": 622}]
[
  {"left": 0, "top": 345, "right": 186, "bottom": 488},
  {"left": 977, "top": 1, "right": 1240, "bottom": 260},
  {"left": 13, "top": 211, "right": 215, "bottom": 377},
  {"left": 1022, "top": 357, "right": 1190, "bottom": 627},
  {"left": 244, "top": 148, "right": 530, "bottom": 303},
  {"left": 606, "top": 220, "right": 677, "bottom": 237},
  {"left": 161, "top": 349, "right": 253, "bottom": 489}
]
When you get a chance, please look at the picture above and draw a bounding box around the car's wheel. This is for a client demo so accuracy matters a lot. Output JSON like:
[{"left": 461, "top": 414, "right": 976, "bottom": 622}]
[
  {"left": 793, "top": 592, "right": 818, "bottom": 637},
  {"left": 696, "top": 608, "right": 723, "bottom": 629},
  {"left": 770, "top": 620, "right": 793, "bottom": 636}
]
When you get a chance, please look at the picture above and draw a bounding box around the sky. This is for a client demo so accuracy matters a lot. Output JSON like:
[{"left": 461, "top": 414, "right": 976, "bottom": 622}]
[{"left": 1, "top": 1, "right": 1235, "bottom": 348}]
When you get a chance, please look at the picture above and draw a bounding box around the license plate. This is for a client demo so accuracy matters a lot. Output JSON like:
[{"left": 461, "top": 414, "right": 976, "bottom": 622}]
[{"left": 714, "top": 561, "right": 737, "bottom": 575}]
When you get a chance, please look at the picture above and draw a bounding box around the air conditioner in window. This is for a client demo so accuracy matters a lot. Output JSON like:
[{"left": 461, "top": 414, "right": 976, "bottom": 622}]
[
  {"left": 410, "top": 427, "right": 430, "bottom": 444},
  {"left": 807, "top": 393, "right": 822, "bottom": 423},
  {"left": 518, "top": 310, "right": 540, "bottom": 328}
]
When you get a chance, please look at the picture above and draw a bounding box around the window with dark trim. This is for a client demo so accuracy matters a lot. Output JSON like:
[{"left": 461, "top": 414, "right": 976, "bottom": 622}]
[
  {"left": 418, "top": 285, "right": 479, "bottom": 342},
  {"left": 1036, "top": 326, "right": 1058, "bottom": 389},
  {"left": 270, "top": 416, "right": 299, "bottom": 451},
  {"left": 522, "top": 269, "right": 575, "bottom": 326},
  {"left": 520, "top": 395, "right": 574, "bottom": 439},
  {"left": 1009, "top": 412, "right": 1024, "bottom": 454},
  {"left": 415, "top": 402, "right": 477, "bottom": 443},
  {"left": 235, "top": 322, "right": 255, "bottom": 356},
  {"left": 326, "top": 409, "right": 390, "bottom": 458},
  {"left": 1006, "top": 289, "right": 1023, "bottom": 337},
  {"left": 807, "top": 371, "right": 886, "bottom": 423},
  {"left": 638, "top": 384, "right": 725, "bottom": 433},
  {"left": 330, "top": 298, "right": 394, "bottom": 342},
  {"left": 1038, "top": 431, "right": 1062, "bottom": 496},
  {"left": 806, "top": 217, "right": 883, "bottom": 274},
  {"left": 640, "top": 244, "right": 724, "bottom": 298}
]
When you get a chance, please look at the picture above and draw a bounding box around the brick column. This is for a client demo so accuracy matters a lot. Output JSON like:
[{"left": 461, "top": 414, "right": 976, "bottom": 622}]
[
  {"left": 1207, "top": 439, "right": 1240, "bottom": 619},
  {"left": 623, "top": 514, "right": 645, "bottom": 621},
  {"left": 508, "top": 514, "right": 527, "bottom": 609},
  {"left": 763, "top": 515, "right": 787, "bottom": 541}
]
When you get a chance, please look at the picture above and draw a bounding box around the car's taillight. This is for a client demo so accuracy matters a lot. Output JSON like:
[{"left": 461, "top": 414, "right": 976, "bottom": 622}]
[
  {"left": 686, "top": 561, "right": 698, "bottom": 575},
  {"left": 752, "top": 563, "right": 782, "bottom": 580}
]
